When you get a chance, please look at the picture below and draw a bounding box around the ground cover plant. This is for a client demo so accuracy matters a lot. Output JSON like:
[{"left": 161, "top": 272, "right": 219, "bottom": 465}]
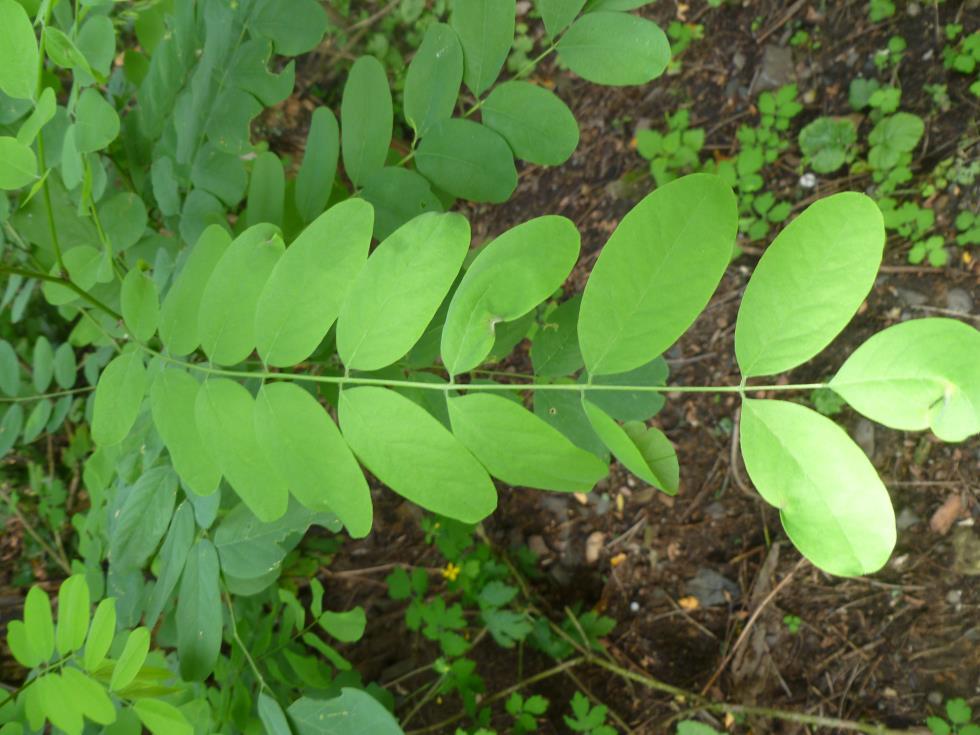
[{"left": 1, "top": 0, "right": 979, "bottom": 733}]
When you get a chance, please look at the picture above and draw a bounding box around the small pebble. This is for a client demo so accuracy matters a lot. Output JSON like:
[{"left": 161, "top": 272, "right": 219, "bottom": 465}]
[
  {"left": 946, "top": 287, "right": 973, "bottom": 314},
  {"left": 629, "top": 601, "right": 640, "bottom": 613},
  {"left": 928, "top": 692, "right": 944, "bottom": 706}
]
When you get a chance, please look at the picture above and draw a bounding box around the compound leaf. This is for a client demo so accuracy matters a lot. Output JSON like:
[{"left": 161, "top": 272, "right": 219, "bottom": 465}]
[
  {"left": 405, "top": 22, "right": 463, "bottom": 137},
  {"left": 415, "top": 118, "right": 517, "bottom": 203},
  {"left": 92, "top": 349, "right": 146, "bottom": 446},
  {"left": 735, "top": 193, "right": 884, "bottom": 378},
  {"left": 340, "top": 386, "right": 497, "bottom": 523},
  {"left": 177, "top": 539, "right": 222, "bottom": 681},
  {"left": 739, "top": 399, "right": 895, "bottom": 576},
  {"left": 295, "top": 107, "right": 339, "bottom": 223},
  {"left": 341, "top": 56, "right": 392, "bottom": 186},
  {"left": 482, "top": 81, "right": 579, "bottom": 165},
  {"left": 557, "top": 11, "right": 670, "bottom": 86},
  {"left": 578, "top": 173, "right": 736, "bottom": 375}
]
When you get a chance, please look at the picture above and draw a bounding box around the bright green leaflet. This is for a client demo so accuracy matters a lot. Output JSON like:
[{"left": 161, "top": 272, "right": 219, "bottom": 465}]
[
  {"left": 582, "top": 400, "right": 678, "bottom": 494},
  {"left": 0, "top": 0, "right": 37, "bottom": 100},
  {"left": 831, "top": 318, "right": 980, "bottom": 442},
  {"left": 159, "top": 225, "right": 232, "bottom": 356},
  {"left": 74, "top": 88, "right": 120, "bottom": 153},
  {"left": 83, "top": 598, "right": 116, "bottom": 672},
  {"left": 91, "top": 349, "right": 146, "bottom": 446},
  {"left": 7, "top": 619, "right": 38, "bottom": 668},
  {"left": 32, "top": 337, "right": 53, "bottom": 393},
  {"left": 482, "top": 81, "right": 580, "bottom": 165},
  {"left": 255, "top": 382, "right": 373, "bottom": 538},
  {"left": 255, "top": 199, "right": 373, "bottom": 366},
  {"left": 245, "top": 151, "right": 285, "bottom": 228},
  {"left": 341, "top": 55, "right": 393, "bottom": 186},
  {"left": 449, "top": 393, "right": 608, "bottom": 492},
  {"left": 145, "top": 502, "right": 195, "bottom": 627},
  {"left": 295, "top": 107, "right": 339, "bottom": 224},
  {"left": 404, "top": 22, "right": 464, "bottom": 137},
  {"left": 319, "top": 607, "right": 367, "bottom": 643},
  {"left": 339, "top": 387, "right": 497, "bottom": 523},
  {"left": 177, "top": 539, "right": 222, "bottom": 681},
  {"left": 55, "top": 575, "right": 90, "bottom": 656},
  {"left": 578, "top": 173, "right": 737, "bottom": 375},
  {"left": 360, "top": 167, "right": 443, "bottom": 240},
  {"left": 60, "top": 668, "right": 115, "bottom": 727},
  {"left": 133, "top": 700, "right": 193, "bottom": 735},
  {"left": 25, "top": 586, "right": 55, "bottom": 664},
  {"left": 108, "top": 466, "right": 178, "bottom": 570},
  {"left": 416, "top": 118, "right": 518, "bottom": 203},
  {"left": 557, "top": 11, "right": 670, "bottom": 86},
  {"left": 258, "top": 693, "right": 292, "bottom": 735},
  {"left": 121, "top": 269, "right": 160, "bottom": 342},
  {"left": 151, "top": 369, "right": 222, "bottom": 496},
  {"left": 739, "top": 399, "right": 896, "bottom": 577},
  {"left": 451, "top": 0, "right": 516, "bottom": 96},
  {"left": 198, "top": 224, "right": 284, "bottom": 366},
  {"left": 442, "top": 215, "right": 580, "bottom": 375},
  {"left": 735, "top": 192, "right": 884, "bottom": 378},
  {"left": 76, "top": 15, "right": 115, "bottom": 82},
  {"left": 196, "top": 378, "right": 289, "bottom": 521},
  {"left": 44, "top": 27, "right": 95, "bottom": 79},
  {"left": 538, "top": 0, "right": 588, "bottom": 36},
  {"left": 288, "top": 689, "right": 405, "bottom": 735},
  {"left": 0, "top": 137, "right": 37, "bottom": 190},
  {"left": 337, "top": 212, "right": 469, "bottom": 371},
  {"left": 109, "top": 627, "right": 150, "bottom": 691},
  {"left": 531, "top": 296, "right": 585, "bottom": 378},
  {"left": 16, "top": 88, "right": 56, "bottom": 146}
]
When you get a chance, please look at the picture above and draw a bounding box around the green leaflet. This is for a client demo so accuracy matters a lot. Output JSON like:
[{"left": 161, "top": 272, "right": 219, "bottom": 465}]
[
  {"left": 16, "top": 87, "right": 56, "bottom": 146},
  {"left": 0, "top": 405, "right": 24, "bottom": 458},
  {"left": 60, "top": 668, "right": 116, "bottom": 727},
  {"left": 735, "top": 193, "right": 884, "bottom": 378},
  {"left": 557, "top": 11, "right": 670, "bottom": 86},
  {"left": 121, "top": 269, "right": 160, "bottom": 342},
  {"left": 198, "top": 224, "right": 284, "bottom": 366},
  {"left": 404, "top": 22, "right": 463, "bottom": 137},
  {"left": 831, "top": 318, "right": 980, "bottom": 442},
  {"left": 415, "top": 118, "right": 517, "bottom": 203},
  {"left": 251, "top": 0, "right": 328, "bottom": 55},
  {"left": 0, "top": 0, "right": 37, "bottom": 100},
  {"left": 159, "top": 225, "right": 232, "bottom": 357},
  {"left": 360, "top": 167, "right": 444, "bottom": 240},
  {"left": 538, "top": 0, "right": 588, "bottom": 36},
  {"left": 0, "top": 136, "right": 37, "bottom": 190},
  {"left": 151, "top": 368, "right": 222, "bottom": 496},
  {"left": 245, "top": 151, "right": 285, "bottom": 228},
  {"left": 83, "top": 598, "right": 116, "bottom": 672},
  {"left": 55, "top": 574, "right": 90, "bottom": 656},
  {"left": 110, "top": 627, "right": 150, "bottom": 691},
  {"left": 442, "top": 215, "right": 580, "bottom": 375},
  {"left": 76, "top": 15, "right": 116, "bottom": 83},
  {"left": 255, "top": 382, "right": 373, "bottom": 538},
  {"left": 99, "top": 193, "right": 148, "bottom": 252},
  {"left": 195, "top": 378, "right": 289, "bottom": 522},
  {"left": 582, "top": 356, "right": 668, "bottom": 421},
  {"left": 145, "top": 502, "right": 195, "bottom": 627},
  {"left": 0, "top": 340, "right": 19, "bottom": 395},
  {"left": 482, "top": 81, "right": 580, "bottom": 165},
  {"left": 341, "top": 56, "right": 392, "bottom": 186},
  {"left": 91, "top": 349, "right": 146, "bottom": 446},
  {"left": 258, "top": 693, "right": 292, "bottom": 735},
  {"left": 337, "top": 212, "right": 470, "bottom": 371},
  {"left": 288, "top": 689, "right": 404, "bottom": 735},
  {"left": 448, "top": 393, "right": 608, "bottom": 492},
  {"left": 319, "top": 606, "right": 367, "bottom": 643},
  {"left": 32, "top": 336, "right": 53, "bottom": 392},
  {"left": 340, "top": 386, "right": 497, "bottom": 523},
  {"left": 451, "top": 0, "right": 515, "bottom": 96},
  {"left": 295, "top": 107, "right": 340, "bottom": 223},
  {"left": 255, "top": 199, "right": 373, "bottom": 366},
  {"left": 582, "top": 400, "right": 678, "bottom": 494},
  {"left": 133, "top": 700, "right": 193, "bottom": 735},
  {"left": 74, "top": 88, "right": 120, "bottom": 153},
  {"left": 192, "top": 143, "right": 248, "bottom": 208},
  {"left": 53, "top": 343, "right": 77, "bottom": 390},
  {"left": 109, "top": 465, "right": 178, "bottom": 570},
  {"left": 531, "top": 296, "right": 585, "bottom": 378},
  {"left": 22, "top": 398, "right": 52, "bottom": 444},
  {"left": 739, "top": 399, "right": 896, "bottom": 577},
  {"left": 177, "top": 539, "right": 222, "bottom": 681},
  {"left": 25, "top": 586, "right": 55, "bottom": 664},
  {"left": 578, "top": 173, "right": 737, "bottom": 375}
]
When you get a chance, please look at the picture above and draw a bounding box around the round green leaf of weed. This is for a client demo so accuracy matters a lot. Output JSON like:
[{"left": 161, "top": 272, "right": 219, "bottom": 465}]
[
  {"left": 415, "top": 118, "right": 517, "bottom": 203},
  {"left": 159, "top": 225, "right": 232, "bottom": 357},
  {"left": 258, "top": 693, "right": 292, "bottom": 735},
  {"left": 288, "top": 689, "right": 403, "bottom": 735},
  {"left": 337, "top": 212, "right": 469, "bottom": 371},
  {"left": 451, "top": 0, "right": 515, "bottom": 96},
  {"left": 255, "top": 382, "right": 373, "bottom": 538},
  {"left": 360, "top": 167, "right": 444, "bottom": 240},
  {"left": 151, "top": 368, "right": 222, "bottom": 495},
  {"left": 482, "top": 81, "right": 579, "bottom": 165},
  {"left": 0, "top": 136, "right": 37, "bottom": 190},
  {"left": 195, "top": 378, "right": 289, "bottom": 522},
  {"left": 341, "top": 56, "right": 392, "bottom": 186},
  {"left": 134, "top": 699, "right": 193, "bottom": 735},
  {"left": 32, "top": 336, "right": 53, "bottom": 393},
  {"left": 83, "top": 598, "right": 116, "bottom": 672},
  {"left": 53, "top": 343, "right": 77, "bottom": 390},
  {"left": 198, "top": 224, "right": 284, "bottom": 366},
  {"left": 340, "top": 386, "right": 497, "bottom": 523},
  {"left": 109, "top": 466, "right": 178, "bottom": 570},
  {"left": 25, "top": 586, "right": 55, "bottom": 663},
  {"left": 245, "top": 151, "right": 285, "bottom": 228},
  {"left": 256, "top": 199, "right": 373, "bottom": 366},
  {"left": 831, "top": 318, "right": 980, "bottom": 442},
  {"left": 735, "top": 192, "right": 884, "bottom": 378},
  {"left": 582, "top": 400, "right": 678, "bottom": 493},
  {"left": 557, "top": 12, "right": 670, "bottom": 86},
  {"left": 295, "top": 107, "right": 339, "bottom": 224},
  {"left": 578, "top": 173, "right": 737, "bottom": 375},
  {"left": 442, "top": 215, "right": 580, "bottom": 375},
  {"left": 55, "top": 574, "right": 90, "bottom": 656},
  {"left": 74, "top": 88, "right": 119, "bottom": 153},
  {"left": 92, "top": 349, "right": 146, "bottom": 446},
  {"left": 405, "top": 22, "right": 463, "bottom": 137},
  {"left": 538, "top": 0, "right": 588, "bottom": 36},
  {"left": 0, "top": 0, "right": 38, "bottom": 100},
  {"left": 121, "top": 269, "right": 159, "bottom": 342},
  {"left": 531, "top": 296, "right": 585, "bottom": 378},
  {"left": 318, "top": 607, "right": 367, "bottom": 643},
  {"left": 739, "top": 399, "right": 895, "bottom": 576},
  {"left": 449, "top": 393, "right": 607, "bottom": 492},
  {"left": 177, "top": 539, "right": 222, "bottom": 681},
  {"left": 798, "top": 117, "right": 856, "bottom": 174}
]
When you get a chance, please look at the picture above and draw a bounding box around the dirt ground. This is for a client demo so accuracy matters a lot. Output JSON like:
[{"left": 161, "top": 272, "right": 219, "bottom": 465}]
[{"left": 314, "top": 1, "right": 980, "bottom": 733}]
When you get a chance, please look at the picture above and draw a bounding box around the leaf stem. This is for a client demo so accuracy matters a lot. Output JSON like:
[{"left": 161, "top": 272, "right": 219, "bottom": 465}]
[
  {"left": 0, "top": 386, "right": 95, "bottom": 404},
  {"left": 0, "top": 265, "right": 122, "bottom": 321},
  {"left": 222, "top": 588, "right": 269, "bottom": 693}
]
